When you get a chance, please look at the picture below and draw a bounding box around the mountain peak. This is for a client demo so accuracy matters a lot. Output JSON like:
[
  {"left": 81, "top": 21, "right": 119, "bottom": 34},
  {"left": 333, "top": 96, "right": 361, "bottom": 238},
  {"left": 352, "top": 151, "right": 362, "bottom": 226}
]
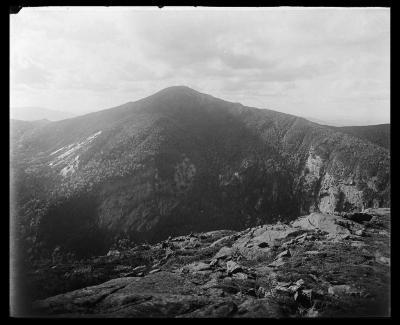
[
  {"left": 152, "top": 85, "right": 203, "bottom": 98},
  {"left": 160, "top": 85, "right": 199, "bottom": 93}
]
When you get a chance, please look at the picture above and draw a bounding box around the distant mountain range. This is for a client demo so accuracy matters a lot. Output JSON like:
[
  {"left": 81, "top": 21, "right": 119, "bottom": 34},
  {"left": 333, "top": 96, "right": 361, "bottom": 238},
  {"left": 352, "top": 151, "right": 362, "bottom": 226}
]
[
  {"left": 10, "top": 86, "right": 390, "bottom": 260},
  {"left": 10, "top": 106, "right": 75, "bottom": 121}
]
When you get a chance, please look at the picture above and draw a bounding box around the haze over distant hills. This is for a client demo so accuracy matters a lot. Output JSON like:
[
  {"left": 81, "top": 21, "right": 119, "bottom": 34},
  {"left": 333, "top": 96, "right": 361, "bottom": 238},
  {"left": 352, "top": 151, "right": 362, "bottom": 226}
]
[{"left": 10, "top": 106, "right": 76, "bottom": 121}]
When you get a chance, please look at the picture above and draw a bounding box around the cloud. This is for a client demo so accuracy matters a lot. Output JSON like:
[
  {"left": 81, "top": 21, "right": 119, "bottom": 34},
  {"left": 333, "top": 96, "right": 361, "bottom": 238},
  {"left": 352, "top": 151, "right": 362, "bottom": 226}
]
[
  {"left": 11, "top": 60, "right": 51, "bottom": 88},
  {"left": 10, "top": 7, "right": 390, "bottom": 125}
]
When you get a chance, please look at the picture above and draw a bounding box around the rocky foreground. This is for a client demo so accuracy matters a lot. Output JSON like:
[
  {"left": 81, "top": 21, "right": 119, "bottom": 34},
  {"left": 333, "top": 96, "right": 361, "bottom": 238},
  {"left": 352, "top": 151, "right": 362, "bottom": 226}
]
[{"left": 30, "top": 208, "right": 390, "bottom": 318}]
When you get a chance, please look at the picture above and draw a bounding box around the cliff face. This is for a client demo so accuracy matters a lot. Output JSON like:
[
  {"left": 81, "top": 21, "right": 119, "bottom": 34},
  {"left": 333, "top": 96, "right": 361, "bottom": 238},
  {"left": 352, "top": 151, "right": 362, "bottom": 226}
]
[{"left": 10, "top": 86, "right": 390, "bottom": 258}]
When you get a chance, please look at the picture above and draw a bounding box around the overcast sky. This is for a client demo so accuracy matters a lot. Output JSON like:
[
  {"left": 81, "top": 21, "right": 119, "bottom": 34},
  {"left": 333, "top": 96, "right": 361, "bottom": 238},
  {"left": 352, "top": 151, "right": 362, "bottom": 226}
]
[{"left": 10, "top": 7, "right": 390, "bottom": 125}]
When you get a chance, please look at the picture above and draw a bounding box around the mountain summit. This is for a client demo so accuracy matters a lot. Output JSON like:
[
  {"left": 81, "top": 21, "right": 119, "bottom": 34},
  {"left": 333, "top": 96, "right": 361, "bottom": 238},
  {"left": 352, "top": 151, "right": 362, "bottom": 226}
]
[
  {"left": 11, "top": 86, "right": 390, "bottom": 259},
  {"left": 153, "top": 85, "right": 203, "bottom": 96}
]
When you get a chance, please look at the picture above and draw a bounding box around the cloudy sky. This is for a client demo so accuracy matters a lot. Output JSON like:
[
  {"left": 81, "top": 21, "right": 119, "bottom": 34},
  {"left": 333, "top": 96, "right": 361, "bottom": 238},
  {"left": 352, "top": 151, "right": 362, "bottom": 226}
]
[{"left": 10, "top": 7, "right": 390, "bottom": 125}]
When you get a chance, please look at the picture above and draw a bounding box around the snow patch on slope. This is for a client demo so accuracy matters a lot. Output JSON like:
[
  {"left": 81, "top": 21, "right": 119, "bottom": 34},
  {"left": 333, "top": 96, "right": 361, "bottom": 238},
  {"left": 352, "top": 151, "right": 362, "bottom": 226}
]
[
  {"left": 49, "top": 131, "right": 102, "bottom": 168},
  {"left": 47, "top": 131, "right": 102, "bottom": 177},
  {"left": 50, "top": 145, "right": 70, "bottom": 156}
]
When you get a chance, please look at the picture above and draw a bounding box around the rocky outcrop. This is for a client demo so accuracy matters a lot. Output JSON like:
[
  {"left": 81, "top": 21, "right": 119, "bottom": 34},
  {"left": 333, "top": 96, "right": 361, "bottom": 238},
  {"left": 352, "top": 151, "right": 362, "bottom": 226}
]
[{"left": 24, "top": 208, "right": 390, "bottom": 318}]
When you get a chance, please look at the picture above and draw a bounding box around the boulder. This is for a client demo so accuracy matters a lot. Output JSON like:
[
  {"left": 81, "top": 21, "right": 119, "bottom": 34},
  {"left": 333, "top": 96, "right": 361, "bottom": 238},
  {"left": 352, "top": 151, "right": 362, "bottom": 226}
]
[
  {"left": 268, "top": 257, "right": 286, "bottom": 268},
  {"left": 232, "top": 272, "right": 248, "bottom": 280},
  {"left": 209, "top": 259, "right": 219, "bottom": 267},
  {"left": 226, "top": 261, "right": 243, "bottom": 274},
  {"left": 148, "top": 268, "right": 161, "bottom": 274},
  {"left": 355, "top": 229, "right": 365, "bottom": 236},
  {"left": 292, "top": 213, "right": 351, "bottom": 239},
  {"left": 214, "top": 246, "right": 233, "bottom": 260},
  {"left": 276, "top": 250, "right": 291, "bottom": 259},
  {"left": 274, "top": 285, "right": 291, "bottom": 293},
  {"left": 201, "top": 278, "right": 219, "bottom": 289},
  {"left": 288, "top": 279, "right": 305, "bottom": 293},
  {"left": 230, "top": 225, "right": 298, "bottom": 261},
  {"left": 185, "top": 262, "right": 212, "bottom": 272},
  {"left": 281, "top": 239, "right": 295, "bottom": 248},
  {"left": 248, "top": 225, "right": 297, "bottom": 247},
  {"left": 106, "top": 249, "right": 121, "bottom": 257},
  {"left": 132, "top": 265, "right": 146, "bottom": 272}
]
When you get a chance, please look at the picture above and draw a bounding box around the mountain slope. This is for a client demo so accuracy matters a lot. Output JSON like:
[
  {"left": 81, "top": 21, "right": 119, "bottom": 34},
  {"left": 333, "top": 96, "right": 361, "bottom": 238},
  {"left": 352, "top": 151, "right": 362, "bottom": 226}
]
[
  {"left": 10, "top": 119, "right": 52, "bottom": 145},
  {"left": 10, "top": 86, "right": 390, "bottom": 260},
  {"left": 329, "top": 124, "right": 390, "bottom": 150}
]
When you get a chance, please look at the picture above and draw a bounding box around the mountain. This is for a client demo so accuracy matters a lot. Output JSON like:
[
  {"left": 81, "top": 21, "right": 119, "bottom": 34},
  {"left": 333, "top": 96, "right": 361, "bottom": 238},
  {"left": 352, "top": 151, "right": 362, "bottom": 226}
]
[
  {"left": 10, "top": 86, "right": 390, "bottom": 260},
  {"left": 10, "top": 106, "right": 75, "bottom": 121},
  {"left": 329, "top": 124, "right": 390, "bottom": 150}
]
